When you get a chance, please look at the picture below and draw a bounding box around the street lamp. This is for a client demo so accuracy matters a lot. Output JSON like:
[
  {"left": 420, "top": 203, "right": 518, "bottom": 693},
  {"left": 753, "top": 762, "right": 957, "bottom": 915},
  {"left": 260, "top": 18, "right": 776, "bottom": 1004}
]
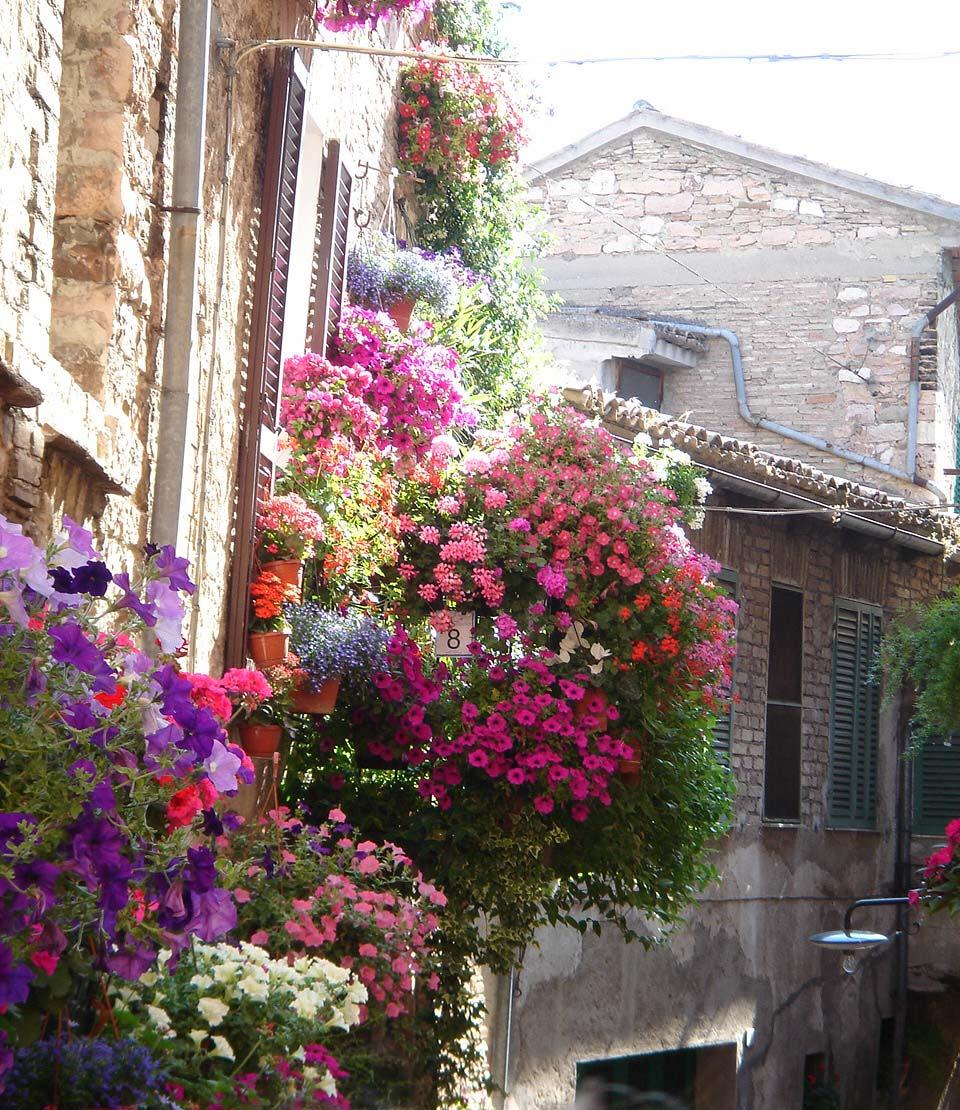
[{"left": 808, "top": 896, "right": 910, "bottom": 973}]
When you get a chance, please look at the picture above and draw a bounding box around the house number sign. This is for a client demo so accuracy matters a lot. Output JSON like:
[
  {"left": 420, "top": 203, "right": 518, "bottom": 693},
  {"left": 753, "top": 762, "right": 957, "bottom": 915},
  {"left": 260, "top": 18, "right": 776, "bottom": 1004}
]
[{"left": 433, "top": 611, "right": 476, "bottom": 657}]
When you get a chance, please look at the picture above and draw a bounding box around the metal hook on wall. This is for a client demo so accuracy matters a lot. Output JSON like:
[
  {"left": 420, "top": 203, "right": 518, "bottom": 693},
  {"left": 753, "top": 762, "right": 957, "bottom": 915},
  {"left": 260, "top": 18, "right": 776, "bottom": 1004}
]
[
  {"left": 354, "top": 162, "right": 371, "bottom": 181},
  {"left": 353, "top": 208, "right": 372, "bottom": 229}
]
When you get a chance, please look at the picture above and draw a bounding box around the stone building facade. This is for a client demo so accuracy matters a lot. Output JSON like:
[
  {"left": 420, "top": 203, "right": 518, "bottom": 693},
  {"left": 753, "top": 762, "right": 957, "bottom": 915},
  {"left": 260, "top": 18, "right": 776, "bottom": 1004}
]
[
  {"left": 493, "top": 390, "right": 960, "bottom": 1110},
  {"left": 0, "top": 0, "right": 413, "bottom": 670},
  {"left": 527, "top": 109, "right": 960, "bottom": 505}
]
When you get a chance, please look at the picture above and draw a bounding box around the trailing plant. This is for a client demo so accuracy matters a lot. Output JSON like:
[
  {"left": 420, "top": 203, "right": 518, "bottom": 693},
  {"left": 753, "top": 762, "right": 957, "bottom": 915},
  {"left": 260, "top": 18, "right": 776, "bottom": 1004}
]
[
  {"left": 430, "top": 0, "right": 504, "bottom": 54},
  {"left": 348, "top": 235, "right": 457, "bottom": 316},
  {"left": 879, "top": 586, "right": 960, "bottom": 748},
  {"left": 287, "top": 605, "right": 390, "bottom": 691},
  {"left": 3, "top": 1036, "right": 166, "bottom": 1110}
]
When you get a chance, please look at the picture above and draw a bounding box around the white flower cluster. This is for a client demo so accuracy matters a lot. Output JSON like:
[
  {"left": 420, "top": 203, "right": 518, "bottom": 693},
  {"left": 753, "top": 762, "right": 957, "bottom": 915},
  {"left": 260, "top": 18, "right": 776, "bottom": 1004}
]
[
  {"left": 550, "top": 619, "right": 611, "bottom": 674},
  {"left": 113, "top": 941, "right": 366, "bottom": 1100}
]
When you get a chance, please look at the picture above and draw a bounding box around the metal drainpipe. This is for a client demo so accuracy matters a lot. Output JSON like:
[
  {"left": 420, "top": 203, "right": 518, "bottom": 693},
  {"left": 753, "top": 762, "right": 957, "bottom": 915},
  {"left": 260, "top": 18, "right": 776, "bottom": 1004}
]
[
  {"left": 151, "top": 0, "right": 212, "bottom": 550},
  {"left": 566, "top": 307, "right": 949, "bottom": 502},
  {"left": 907, "top": 287, "right": 960, "bottom": 481},
  {"left": 642, "top": 317, "right": 950, "bottom": 504}
]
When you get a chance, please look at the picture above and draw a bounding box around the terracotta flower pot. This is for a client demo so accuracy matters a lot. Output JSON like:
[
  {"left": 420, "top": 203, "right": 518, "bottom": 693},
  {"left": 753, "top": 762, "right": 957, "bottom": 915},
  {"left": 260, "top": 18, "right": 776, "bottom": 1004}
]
[
  {"left": 238, "top": 722, "right": 283, "bottom": 757},
  {"left": 259, "top": 559, "right": 303, "bottom": 594},
  {"left": 247, "top": 630, "right": 288, "bottom": 667},
  {"left": 387, "top": 297, "right": 416, "bottom": 332},
  {"left": 618, "top": 758, "right": 643, "bottom": 787},
  {"left": 291, "top": 678, "right": 341, "bottom": 715}
]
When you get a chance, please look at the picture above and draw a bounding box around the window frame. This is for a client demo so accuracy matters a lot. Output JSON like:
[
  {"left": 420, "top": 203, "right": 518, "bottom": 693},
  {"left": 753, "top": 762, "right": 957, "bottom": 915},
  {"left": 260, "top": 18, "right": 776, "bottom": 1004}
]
[{"left": 612, "top": 356, "right": 665, "bottom": 411}]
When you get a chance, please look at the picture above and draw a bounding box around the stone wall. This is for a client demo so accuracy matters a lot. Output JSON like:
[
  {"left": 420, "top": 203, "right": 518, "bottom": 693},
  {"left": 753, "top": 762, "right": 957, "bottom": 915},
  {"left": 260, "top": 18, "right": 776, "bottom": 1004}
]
[
  {"left": 501, "top": 500, "right": 948, "bottom": 1109},
  {"left": 530, "top": 129, "right": 960, "bottom": 499},
  {"left": 0, "top": 0, "right": 413, "bottom": 670}
]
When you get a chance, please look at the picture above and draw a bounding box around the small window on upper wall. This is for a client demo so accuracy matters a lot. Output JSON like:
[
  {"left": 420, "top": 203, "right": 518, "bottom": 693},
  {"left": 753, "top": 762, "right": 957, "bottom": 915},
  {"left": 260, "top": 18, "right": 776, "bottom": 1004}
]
[
  {"left": 763, "top": 585, "right": 803, "bottom": 822},
  {"left": 613, "top": 357, "right": 664, "bottom": 410}
]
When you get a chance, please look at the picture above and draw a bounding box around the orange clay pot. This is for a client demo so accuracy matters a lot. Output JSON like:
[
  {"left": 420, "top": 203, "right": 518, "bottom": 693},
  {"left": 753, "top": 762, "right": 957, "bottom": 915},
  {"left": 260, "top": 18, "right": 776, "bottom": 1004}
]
[
  {"left": 237, "top": 723, "right": 283, "bottom": 758},
  {"left": 291, "top": 678, "right": 341, "bottom": 715},
  {"left": 247, "top": 631, "right": 288, "bottom": 667}
]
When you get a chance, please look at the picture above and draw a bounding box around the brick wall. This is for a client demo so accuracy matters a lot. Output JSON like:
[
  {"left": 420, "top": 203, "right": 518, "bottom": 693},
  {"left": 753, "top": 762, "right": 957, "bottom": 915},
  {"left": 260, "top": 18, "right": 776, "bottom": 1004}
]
[
  {"left": 0, "top": 0, "right": 414, "bottom": 668},
  {"left": 697, "top": 499, "right": 943, "bottom": 827},
  {"left": 532, "top": 128, "right": 960, "bottom": 498}
]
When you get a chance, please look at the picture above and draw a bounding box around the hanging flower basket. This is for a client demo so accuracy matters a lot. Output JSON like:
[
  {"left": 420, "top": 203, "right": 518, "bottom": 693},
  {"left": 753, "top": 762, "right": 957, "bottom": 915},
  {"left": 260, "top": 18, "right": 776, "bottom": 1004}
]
[
  {"left": 291, "top": 678, "right": 341, "bottom": 715},
  {"left": 247, "top": 630, "right": 289, "bottom": 667},
  {"left": 387, "top": 297, "right": 416, "bottom": 333},
  {"left": 237, "top": 722, "right": 284, "bottom": 758},
  {"left": 259, "top": 559, "right": 303, "bottom": 593}
]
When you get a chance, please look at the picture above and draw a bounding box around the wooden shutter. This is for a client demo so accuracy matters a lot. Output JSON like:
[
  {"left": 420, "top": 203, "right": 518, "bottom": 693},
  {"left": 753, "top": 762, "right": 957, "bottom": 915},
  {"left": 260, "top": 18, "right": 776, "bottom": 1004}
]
[
  {"left": 828, "top": 600, "right": 883, "bottom": 828},
  {"left": 712, "top": 570, "right": 738, "bottom": 764},
  {"left": 224, "top": 50, "right": 308, "bottom": 669},
  {"left": 308, "top": 139, "right": 354, "bottom": 356},
  {"left": 913, "top": 738, "right": 960, "bottom": 835}
]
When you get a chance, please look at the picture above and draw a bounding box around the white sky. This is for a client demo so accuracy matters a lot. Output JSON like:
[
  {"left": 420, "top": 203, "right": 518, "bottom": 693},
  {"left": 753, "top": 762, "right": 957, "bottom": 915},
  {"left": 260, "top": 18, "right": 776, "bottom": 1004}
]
[{"left": 503, "top": 0, "right": 960, "bottom": 202}]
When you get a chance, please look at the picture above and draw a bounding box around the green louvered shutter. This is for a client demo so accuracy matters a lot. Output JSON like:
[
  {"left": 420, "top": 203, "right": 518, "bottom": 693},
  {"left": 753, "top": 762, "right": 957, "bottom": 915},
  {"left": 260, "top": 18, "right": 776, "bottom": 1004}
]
[
  {"left": 914, "top": 738, "right": 960, "bottom": 835},
  {"left": 828, "top": 600, "right": 882, "bottom": 828},
  {"left": 712, "top": 570, "right": 738, "bottom": 764}
]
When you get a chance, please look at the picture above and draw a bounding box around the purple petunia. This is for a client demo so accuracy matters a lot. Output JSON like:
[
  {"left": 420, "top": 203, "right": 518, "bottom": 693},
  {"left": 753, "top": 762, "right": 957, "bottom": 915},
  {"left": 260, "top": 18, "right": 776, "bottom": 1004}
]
[
  {"left": 49, "top": 622, "right": 116, "bottom": 693},
  {"left": 153, "top": 546, "right": 195, "bottom": 595}
]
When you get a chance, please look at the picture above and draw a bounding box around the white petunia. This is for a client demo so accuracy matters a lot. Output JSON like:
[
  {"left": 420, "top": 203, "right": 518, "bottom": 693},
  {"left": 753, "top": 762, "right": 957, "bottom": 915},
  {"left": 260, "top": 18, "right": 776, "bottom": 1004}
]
[
  {"left": 190, "top": 973, "right": 214, "bottom": 991},
  {"left": 236, "top": 975, "right": 269, "bottom": 1002},
  {"left": 210, "top": 1035, "right": 234, "bottom": 1061},
  {"left": 146, "top": 1004, "right": 171, "bottom": 1032},
  {"left": 197, "top": 996, "right": 230, "bottom": 1026}
]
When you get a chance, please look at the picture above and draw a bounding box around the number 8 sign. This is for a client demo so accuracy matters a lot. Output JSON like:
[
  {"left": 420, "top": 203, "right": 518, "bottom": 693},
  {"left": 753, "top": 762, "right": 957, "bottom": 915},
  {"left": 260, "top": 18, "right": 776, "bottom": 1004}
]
[{"left": 433, "top": 611, "right": 476, "bottom": 657}]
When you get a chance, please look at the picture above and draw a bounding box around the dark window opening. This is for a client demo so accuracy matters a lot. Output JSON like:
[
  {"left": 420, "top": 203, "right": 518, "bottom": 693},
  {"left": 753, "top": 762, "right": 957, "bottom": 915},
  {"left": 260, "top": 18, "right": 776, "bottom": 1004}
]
[
  {"left": 804, "top": 1052, "right": 839, "bottom": 1109},
  {"left": 763, "top": 586, "right": 803, "bottom": 822},
  {"left": 876, "top": 1017, "right": 895, "bottom": 1094},
  {"left": 576, "top": 1044, "right": 736, "bottom": 1110},
  {"left": 614, "top": 357, "right": 664, "bottom": 411}
]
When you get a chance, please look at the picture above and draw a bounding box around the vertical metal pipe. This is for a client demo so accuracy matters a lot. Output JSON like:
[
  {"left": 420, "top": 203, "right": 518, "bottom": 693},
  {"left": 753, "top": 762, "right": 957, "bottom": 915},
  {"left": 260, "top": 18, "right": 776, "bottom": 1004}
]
[
  {"left": 151, "top": 0, "right": 212, "bottom": 549},
  {"left": 907, "top": 287, "right": 960, "bottom": 482}
]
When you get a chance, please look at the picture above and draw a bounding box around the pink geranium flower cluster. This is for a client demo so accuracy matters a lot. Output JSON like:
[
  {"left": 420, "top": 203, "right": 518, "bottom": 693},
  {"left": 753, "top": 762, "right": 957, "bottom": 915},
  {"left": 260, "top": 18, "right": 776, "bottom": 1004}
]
[
  {"left": 414, "top": 656, "right": 633, "bottom": 818},
  {"left": 256, "top": 493, "right": 326, "bottom": 562},
  {"left": 398, "top": 56, "right": 523, "bottom": 179}
]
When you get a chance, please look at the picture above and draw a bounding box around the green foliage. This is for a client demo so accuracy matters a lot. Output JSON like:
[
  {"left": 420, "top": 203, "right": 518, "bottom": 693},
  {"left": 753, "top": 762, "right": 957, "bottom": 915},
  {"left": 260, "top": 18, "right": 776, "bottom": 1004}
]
[
  {"left": 431, "top": 0, "right": 505, "bottom": 55},
  {"left": 417, "top": 175, "right": 555, "bottom": 426},
  {"left": 878, "top": 586, "right": 960, "bottom": 749}
]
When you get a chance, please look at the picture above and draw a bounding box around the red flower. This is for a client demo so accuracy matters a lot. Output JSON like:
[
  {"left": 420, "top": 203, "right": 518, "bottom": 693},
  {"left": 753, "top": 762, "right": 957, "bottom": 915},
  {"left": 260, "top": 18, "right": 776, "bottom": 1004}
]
[
  {"left": 166, "top": 784, "right": 202, "bottom": 831},
  {"left": 94, "top": 683, "right": 127, "bottom": 710}
]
